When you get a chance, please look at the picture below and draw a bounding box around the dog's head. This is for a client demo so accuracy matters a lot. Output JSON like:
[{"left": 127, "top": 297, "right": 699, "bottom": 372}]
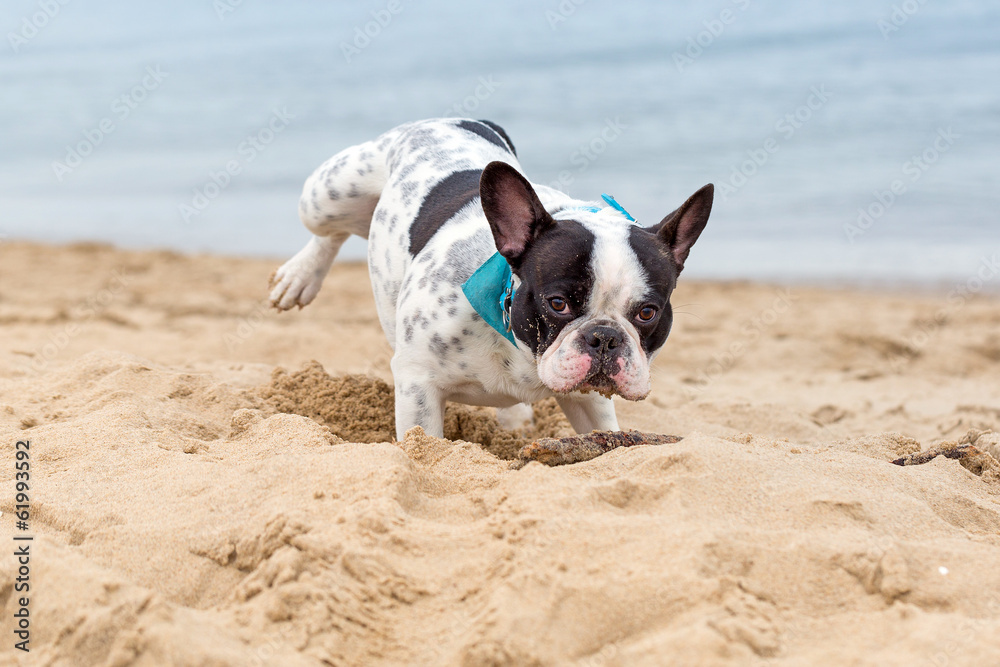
[{"left": 480, "top": 161, "right": 712, "bottom": 400}]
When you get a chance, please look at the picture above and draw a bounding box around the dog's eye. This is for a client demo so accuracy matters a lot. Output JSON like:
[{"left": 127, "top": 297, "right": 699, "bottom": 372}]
[
  {"left": 636, "top": 305, "right": 658, "bottom": 322},
  {"left": 548, "top": 297, "right": 569, "bottom": 314}
]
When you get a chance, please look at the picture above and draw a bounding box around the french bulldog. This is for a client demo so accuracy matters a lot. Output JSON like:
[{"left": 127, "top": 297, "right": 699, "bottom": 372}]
[{"left": 270, "top": 118, "right": 712, "bottom": 440}]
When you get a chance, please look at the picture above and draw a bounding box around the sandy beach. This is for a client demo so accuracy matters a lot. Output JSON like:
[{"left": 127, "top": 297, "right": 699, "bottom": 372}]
[{"left": 2, "top": 240, "right": 1000, "bottom": 666}]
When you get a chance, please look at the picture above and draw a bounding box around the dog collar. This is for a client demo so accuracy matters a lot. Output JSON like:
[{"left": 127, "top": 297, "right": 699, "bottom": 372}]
[
  {"left": 461, "top": 194, "right": 634, "bottom": 347},
  {"left": 566, "top": 193, "right": 637, "bottom": 222},
  {"left": 462, "top": 251, "right": 517, "bottom": 345}
]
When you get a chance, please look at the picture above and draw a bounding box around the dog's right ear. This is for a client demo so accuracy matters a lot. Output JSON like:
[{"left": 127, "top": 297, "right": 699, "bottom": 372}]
[{"left": 480, "top": 161, "right": 555, "bottom": 268}]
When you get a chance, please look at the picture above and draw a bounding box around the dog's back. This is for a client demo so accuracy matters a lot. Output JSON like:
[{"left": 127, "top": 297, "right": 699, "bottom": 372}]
[
  {"left": 270, "top": 119, "right": 518, "bottom": 313},
  {"left": 364, "top": 120, "right": 521, "bottom": 342}
]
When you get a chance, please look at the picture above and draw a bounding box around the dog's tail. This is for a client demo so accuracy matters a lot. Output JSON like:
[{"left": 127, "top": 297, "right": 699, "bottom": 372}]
[{"left": 297, "top": 126, "right": 405, "bottom": 246}]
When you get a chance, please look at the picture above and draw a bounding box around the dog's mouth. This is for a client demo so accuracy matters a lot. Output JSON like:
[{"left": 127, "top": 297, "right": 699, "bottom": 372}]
[
  {"left": 575, "top": 376, "right": 618, "bottom": 399},
  {"left": 541, "top": 372, "right": 649, "bottom": 401},
  {"left": 572, "top": 367, "right": 648, "bottom": 401}
]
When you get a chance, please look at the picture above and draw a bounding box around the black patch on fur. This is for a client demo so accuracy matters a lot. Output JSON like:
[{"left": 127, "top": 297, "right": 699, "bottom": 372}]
[
  {"left": 510, "top": 220, "right": 595, "bottom": 357},
  {"left": 457, "top": 120, "right": 515, "bottom": 155},
  {"left": 408, "top": 169, "right": 482, "bottom": 256},
  {"left": 477, "top": 120, "right": 517, "bottom": 156},
  {"left": 627, "top": 225, "right": 680, "bottom": 353}
]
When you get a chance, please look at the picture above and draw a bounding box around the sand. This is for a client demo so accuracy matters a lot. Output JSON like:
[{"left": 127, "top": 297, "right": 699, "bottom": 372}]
[{"left": 1, "top": 240, "right": 1000, "bottom": 666}]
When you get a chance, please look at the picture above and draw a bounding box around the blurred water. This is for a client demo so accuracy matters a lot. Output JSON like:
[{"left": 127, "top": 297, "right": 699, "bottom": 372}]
[{"left": 1, "top": 0, "right": 997, "bottom": 284}]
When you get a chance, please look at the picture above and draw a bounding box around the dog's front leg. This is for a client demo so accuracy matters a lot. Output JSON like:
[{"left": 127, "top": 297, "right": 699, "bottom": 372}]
[
  {"left": 556, "top": 393, "right": 619, "bottom": 434},
  {"left": 391, "top": 358, "right": 445, "bottom": 440}
]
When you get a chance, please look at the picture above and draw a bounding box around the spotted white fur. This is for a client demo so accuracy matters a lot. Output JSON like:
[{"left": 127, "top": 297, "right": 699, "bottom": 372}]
[{"left": 271, "top": 119, "right": 693, "bottom": 439}]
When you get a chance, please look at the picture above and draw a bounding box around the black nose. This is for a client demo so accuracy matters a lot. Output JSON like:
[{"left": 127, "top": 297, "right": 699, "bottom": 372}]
[{"left": 585, "top": 325, "right": 622, "bottom": 354}]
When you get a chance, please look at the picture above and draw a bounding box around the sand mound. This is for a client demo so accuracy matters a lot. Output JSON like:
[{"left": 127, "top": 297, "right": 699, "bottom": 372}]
[
  {"left": 260, "top": 360, "right": 573, "bottom": 459},
  {"left": 261, "top": 361, "right": 397, "bottom": 443}
]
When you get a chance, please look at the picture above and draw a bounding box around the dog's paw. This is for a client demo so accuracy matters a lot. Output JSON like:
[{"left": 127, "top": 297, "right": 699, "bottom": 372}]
[
  {"left": 268, "top": 239, "right": 336, "bottom": 310},
  {"left": 497, "top": 403, "right": 535, "bottom": 432}
]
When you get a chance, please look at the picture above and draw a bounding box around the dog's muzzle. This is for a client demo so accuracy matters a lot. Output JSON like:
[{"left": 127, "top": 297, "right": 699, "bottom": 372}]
[{"left": 578, "top": 323, "right": 627, "bottom": 393}]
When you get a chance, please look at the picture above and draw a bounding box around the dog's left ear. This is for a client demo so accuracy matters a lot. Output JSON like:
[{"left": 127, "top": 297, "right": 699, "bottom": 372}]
[
  {"left": 480, "top": 161, "right": 555, "bottom": 268},
  {"left": 648, "top": 184, "right": 714, "bottom": 272}
]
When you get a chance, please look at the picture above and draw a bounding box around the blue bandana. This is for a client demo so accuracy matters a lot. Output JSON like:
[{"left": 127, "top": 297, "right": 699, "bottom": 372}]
[
  {"left": 600, "top": 193, "right": 636, "bottom": 221},
  {"left": 461, "top": 251, "right": 517, "bottom": 345},
  {"left": 461, "top": 193, "right": 635, "bottom": 347},
  {"left": 568, "top": 194, "right": 636, "bottom": 220}
]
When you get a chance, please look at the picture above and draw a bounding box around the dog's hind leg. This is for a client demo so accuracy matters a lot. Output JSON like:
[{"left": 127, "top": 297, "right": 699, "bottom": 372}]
[{"left": 270, "top": 128, "right": 401, "bottom": 310}]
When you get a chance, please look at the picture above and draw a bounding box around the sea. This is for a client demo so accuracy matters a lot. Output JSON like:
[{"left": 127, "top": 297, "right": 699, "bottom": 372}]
[{"left": 2, "top": 0, "right": 998, "bottom": 286}]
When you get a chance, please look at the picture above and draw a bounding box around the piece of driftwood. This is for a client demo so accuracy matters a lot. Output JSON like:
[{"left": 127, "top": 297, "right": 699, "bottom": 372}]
[
  {"left": 892, "top": 444, "right": 984, "bottom": 467},
  {"left": 517, "top": 430, "right": 683, "bottom": 467}
]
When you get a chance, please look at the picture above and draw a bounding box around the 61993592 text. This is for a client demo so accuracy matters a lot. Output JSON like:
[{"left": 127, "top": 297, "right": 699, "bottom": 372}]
[{"left": 13, "top": 439, "right": 32, "bottom": 653}]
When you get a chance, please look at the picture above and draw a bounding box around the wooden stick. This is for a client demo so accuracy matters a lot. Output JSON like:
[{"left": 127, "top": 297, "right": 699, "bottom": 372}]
[
  {"left": 517, "top": 430, "right": 683, "bottom": 467},
  {"left": 892, "top": 444, "right": 984, "bottom": 467}
]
